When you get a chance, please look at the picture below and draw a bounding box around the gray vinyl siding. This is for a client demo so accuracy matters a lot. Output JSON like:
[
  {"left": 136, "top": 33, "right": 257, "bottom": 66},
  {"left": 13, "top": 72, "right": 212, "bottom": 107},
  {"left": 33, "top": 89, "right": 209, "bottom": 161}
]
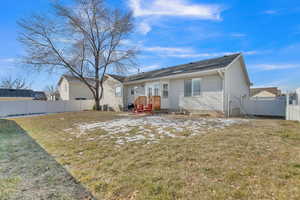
[
  {"left": 169, "top": 75, "right": 223, "bottom": 112},
  {"left": 224, "top": 57, "right": 250, "bottom": 116},
  {"left": 123, "top": 74, "right": 224, "bottom": 112}
]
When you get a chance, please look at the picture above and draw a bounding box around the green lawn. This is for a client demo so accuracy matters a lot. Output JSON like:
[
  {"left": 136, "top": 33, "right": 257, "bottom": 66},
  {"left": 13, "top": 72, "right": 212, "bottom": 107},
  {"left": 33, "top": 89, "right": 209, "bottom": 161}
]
[{"left": 1, "top": 111, "right": 300, "bottom": 200}]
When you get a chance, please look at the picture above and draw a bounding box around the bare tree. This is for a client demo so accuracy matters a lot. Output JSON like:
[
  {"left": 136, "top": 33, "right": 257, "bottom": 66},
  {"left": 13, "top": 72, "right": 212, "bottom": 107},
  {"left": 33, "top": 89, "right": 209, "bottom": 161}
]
[
  {"left": 0, "top": 77, "right": 31, "bottom": 89},
  {"left": 44, "top": 85, "right": 57, "bottom": 94},
  {"left": 18, "top": 0, "right": 137, "bottom": 110},
  {"left": 44, "top": 85, "right": 60, "bottom": 100}
]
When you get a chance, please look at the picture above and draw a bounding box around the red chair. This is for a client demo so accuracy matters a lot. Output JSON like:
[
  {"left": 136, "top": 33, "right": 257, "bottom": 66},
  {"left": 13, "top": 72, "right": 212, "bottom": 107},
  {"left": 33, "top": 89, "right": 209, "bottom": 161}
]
[
  {"left": 135, "top": 104, "right": 144, "bottom": 113},
  {"left": 144, "top": 104, "right": 153, "bottom": 114}
]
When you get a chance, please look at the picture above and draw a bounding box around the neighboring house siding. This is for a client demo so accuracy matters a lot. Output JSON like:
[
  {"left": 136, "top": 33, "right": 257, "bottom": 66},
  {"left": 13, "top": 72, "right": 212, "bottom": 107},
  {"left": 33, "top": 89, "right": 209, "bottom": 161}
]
[
  {"left": 252, "top": 91, "right": 276, "bottom": 98},
  {"left": 100, "top": 76, "right": 123, "bottom": 111},
  {"left": 69, "top": 81, "right": 94, "bottom": 100},
  {"left": 224, "top": 57, "right": 250, "bottom": 116},
  {"left": 296, "top": 88, "right": 300, "bottom": 104},
  {"left": 58, "top": 78, "right": 70, "bottom": 100}
]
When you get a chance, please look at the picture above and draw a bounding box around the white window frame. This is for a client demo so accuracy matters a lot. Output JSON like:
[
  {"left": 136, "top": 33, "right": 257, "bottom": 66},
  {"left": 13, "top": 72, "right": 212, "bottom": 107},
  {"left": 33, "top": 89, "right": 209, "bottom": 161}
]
[
  {"left": 162, "top": 83, "right": 169, "bottom": 98},
  {"left": 130, "top": 87, "right": 135, "bottom": 96},
  {"left": 115, "top": 86, "right": 122, "bottom": 97},
  {"left": 184, "top": 78, "right": 202, "bottom": 97},
  {"left": 192, "top": 78, "right": 201, "bottom": 97}
]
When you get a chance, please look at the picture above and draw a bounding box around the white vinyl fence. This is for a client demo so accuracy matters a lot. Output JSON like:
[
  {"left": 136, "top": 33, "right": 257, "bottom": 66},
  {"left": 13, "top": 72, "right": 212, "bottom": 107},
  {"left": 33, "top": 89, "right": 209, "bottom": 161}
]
[
  {"left": 0, "top": 100, "right": 94, "bottom": 117},
  {"left": 286, "top": 105, "right": 300, "bottom": 121},
  {"left": 242, "top": 97, "right": 286, "bottom": 117},
  {"left": 286, "top": 91, "right": 300, "bottom": 121}
]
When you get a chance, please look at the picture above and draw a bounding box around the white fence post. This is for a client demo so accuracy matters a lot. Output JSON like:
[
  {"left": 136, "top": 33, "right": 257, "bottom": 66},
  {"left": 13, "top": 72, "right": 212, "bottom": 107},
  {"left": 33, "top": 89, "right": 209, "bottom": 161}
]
[{"left": 286, "top": 92, "right": 289, "bottom": 120}]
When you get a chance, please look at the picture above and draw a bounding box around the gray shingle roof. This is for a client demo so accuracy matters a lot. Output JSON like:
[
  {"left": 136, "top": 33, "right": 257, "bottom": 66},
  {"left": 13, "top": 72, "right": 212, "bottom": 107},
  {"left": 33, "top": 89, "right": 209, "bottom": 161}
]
[
  {"left": 0, "top": 89, "right": 34, "bottom": 98},
  {"left": 60, "top": 54, "right": 241, "bottom": 84},
  {"left": 107, "top": 74, "right": 126, "bottom": 82},
  {"left": 111, "top": 53, "right": 240, "bottom": 83}
]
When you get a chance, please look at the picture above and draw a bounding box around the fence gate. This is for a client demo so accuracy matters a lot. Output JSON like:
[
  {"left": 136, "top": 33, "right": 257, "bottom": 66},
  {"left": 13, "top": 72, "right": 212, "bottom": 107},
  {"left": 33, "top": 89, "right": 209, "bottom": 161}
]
[{"left": 286, "top": 92, "right": 300, "bottom": 121}]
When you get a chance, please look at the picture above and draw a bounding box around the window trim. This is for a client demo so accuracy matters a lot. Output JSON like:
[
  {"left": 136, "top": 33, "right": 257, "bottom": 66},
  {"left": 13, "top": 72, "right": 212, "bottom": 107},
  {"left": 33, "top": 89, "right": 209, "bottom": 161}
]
[
  {"left": 115, "top": 86, "right": 122, "bottom": 97},
  {"left": 184, "top": 78, "right": 202, "bottom": 97},
  {"left": 162, "top": 83, "right": 169, "bottom": 98},
  {"left": 192, "top": 78, "right": 201, "bottom": 97},
  {"left": 130, "top": 87, "right": 135, "bottom": 96}
]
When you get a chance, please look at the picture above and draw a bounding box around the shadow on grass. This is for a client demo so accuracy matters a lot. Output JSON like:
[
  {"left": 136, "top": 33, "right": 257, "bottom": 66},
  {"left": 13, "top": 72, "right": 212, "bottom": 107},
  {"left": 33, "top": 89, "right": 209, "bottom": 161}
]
[{"left": 0, "top": 119, "right": 95, "bottom": 200}]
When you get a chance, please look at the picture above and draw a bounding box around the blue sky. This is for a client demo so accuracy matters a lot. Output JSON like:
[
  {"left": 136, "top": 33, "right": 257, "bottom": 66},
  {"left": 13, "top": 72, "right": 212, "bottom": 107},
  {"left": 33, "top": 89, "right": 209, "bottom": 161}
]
[{"left": 1, "top": 0, "right": 300, "bottom": 91}]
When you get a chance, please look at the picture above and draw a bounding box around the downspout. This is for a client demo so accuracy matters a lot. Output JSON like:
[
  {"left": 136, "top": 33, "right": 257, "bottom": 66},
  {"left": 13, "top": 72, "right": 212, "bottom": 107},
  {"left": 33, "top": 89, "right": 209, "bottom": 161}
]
[{"left": 217, "top": 69, "right": 226, "bottom": 117}]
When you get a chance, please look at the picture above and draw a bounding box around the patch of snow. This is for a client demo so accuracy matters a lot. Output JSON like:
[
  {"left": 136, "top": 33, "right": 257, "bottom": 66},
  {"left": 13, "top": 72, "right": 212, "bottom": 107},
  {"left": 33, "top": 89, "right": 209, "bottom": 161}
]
[{"left": 64, "top": 116, "right": 248, "bottom": 145}]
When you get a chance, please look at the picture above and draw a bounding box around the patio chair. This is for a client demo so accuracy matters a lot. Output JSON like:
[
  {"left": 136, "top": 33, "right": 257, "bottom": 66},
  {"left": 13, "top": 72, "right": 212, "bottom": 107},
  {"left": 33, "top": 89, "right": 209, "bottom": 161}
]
[
  {"left": 134, "top": 104, "right": 144, "bottom": 113},
  {"left": 144, "top": 104, "right": 153, "bottom": 114}
]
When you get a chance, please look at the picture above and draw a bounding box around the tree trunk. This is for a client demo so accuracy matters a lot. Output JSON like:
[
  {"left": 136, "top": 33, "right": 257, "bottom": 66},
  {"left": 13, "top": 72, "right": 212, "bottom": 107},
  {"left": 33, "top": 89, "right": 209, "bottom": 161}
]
[{"left": 94, "top": 96, "right": 101, "bottom": 110}]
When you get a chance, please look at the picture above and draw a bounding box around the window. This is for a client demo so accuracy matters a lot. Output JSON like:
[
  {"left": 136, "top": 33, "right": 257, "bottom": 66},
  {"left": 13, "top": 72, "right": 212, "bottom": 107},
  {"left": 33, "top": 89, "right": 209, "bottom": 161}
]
[
  {"left": 192, "top": 79, "right": 201, "bottom": 96},
  {"left": 154, "top": 83, "right": 160, "bottom": 96},
  {"left": 130, "top": 87, "right": 135, "bottom": 95},
  {"left": 115, "top": 86, "right": 122, "bottom": 97},
  {"left": 162, "top": 83, "right": 168, "bottom": 98},
  {"left": 148, "top": 87, "right": 152, "bottom": 97},
  {"left": 184, "top": 80, "right": 192, "bottom": 97},
  {"left": 184, "top": 78, "right": 201, "bottom": 97}
]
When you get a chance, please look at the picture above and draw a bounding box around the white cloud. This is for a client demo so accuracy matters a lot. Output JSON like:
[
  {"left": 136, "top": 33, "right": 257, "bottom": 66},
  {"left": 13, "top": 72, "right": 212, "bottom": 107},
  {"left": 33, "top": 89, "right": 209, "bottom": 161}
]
[
  {"left": 129, "top": 0, "right": 223, "bottom": 20},
  {"left": 128, "top": 64, "right": 161, "bottom": 73},
  {"left": 141, "top": 64, "right": 161, "bottom": 71},
  {"left": 263, "top": 10, "right": 278, "bottom": 15},
  {"left": 137, "top": 21, "right": 152, "bottom": 35},
  {"left": 230, "top": 33, "right": 246, "bottom": 38},
  {"left": 130, "top": 0, "right": 223, "bottom": 35},
  {"left": 253, "top": 64, "right": 300, "bottom": 71},
  {"left": 0, "top": 58, "right": 16, "bottom": 63},
  {"left": 143, "top": 46, "right": 193, "bottom": 54}
]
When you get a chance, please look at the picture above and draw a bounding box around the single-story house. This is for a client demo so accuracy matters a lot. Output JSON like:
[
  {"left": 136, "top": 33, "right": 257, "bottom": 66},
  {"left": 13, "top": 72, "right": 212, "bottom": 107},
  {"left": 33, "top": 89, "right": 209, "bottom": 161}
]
[
  {"left": 250, "top": 87, "right": 281, "bottom": 98},
  {"left": 0, "top": 89, "right": 47, "bottom": 101},
  {"left": 58, "top": 53, "right": 251, "bottom": 116},
  {"left": 0, "top": 89, "right": 34, "bottom": 101}
]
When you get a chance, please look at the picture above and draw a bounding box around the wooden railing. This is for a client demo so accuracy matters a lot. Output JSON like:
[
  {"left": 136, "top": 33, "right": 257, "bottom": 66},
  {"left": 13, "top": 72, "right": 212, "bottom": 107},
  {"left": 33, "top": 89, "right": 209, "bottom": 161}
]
[
  {"left": 134, "top": 96, "right": 161, "bottom": 110},
  {"left": 134, "top": 96, "right": 147, "bottom": 106},
  {"left": 149, "top": 96, "right": 161, "bottom": 110}
]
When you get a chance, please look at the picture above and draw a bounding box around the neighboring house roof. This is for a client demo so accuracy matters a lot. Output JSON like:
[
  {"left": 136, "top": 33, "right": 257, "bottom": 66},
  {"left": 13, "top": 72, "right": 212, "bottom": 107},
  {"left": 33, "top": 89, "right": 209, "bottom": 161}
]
[
  {"left": 58, "top": 74, "right": 110, "bottom": 86},
  {"left": 0, "top": 88, "right": 34, "bottom": 98},
  {"left": 250, "top": 87, "right": 281, "bottom": 97},
  {"left": 121, "top": 53, "right": 241, "bottom": 83}
]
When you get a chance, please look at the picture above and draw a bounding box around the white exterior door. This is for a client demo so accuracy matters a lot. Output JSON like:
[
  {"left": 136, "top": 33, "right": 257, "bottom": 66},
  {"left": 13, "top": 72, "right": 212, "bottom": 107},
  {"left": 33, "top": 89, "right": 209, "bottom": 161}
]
[
  {"left": 161, "top": 81, "right": 170, "bottom": 109},
  {"left": 145, "top": 81, "right": 169, "bottom": 109}
]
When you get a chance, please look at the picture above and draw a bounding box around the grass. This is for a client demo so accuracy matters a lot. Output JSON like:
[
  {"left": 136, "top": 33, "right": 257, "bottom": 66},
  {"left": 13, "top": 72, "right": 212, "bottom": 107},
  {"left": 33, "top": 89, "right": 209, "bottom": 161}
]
[
  {"left": 0, "top": 119, "right": 93, "bottom": 200},
  {"left": 2, "top": 111, "right": 300, "bottom": 199}
]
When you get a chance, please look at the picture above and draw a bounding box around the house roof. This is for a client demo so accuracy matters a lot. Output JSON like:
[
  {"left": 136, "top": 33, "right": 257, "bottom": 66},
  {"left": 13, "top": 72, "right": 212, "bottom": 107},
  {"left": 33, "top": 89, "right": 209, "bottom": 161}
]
[
  {"left": 58, "top": 53, "right": 245, "bottom": 85},
  {"left": 107, "top": 74, "right": 127, "bottom": 82},
  {"left": 0, "top": 88, "right": 34, "bottom": 98},
  {"left": 111, "top": 53, "right": 241, "bottom": 83},
  {"left": 250, "top": 87, "right": 281, "bottom": 97}
]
